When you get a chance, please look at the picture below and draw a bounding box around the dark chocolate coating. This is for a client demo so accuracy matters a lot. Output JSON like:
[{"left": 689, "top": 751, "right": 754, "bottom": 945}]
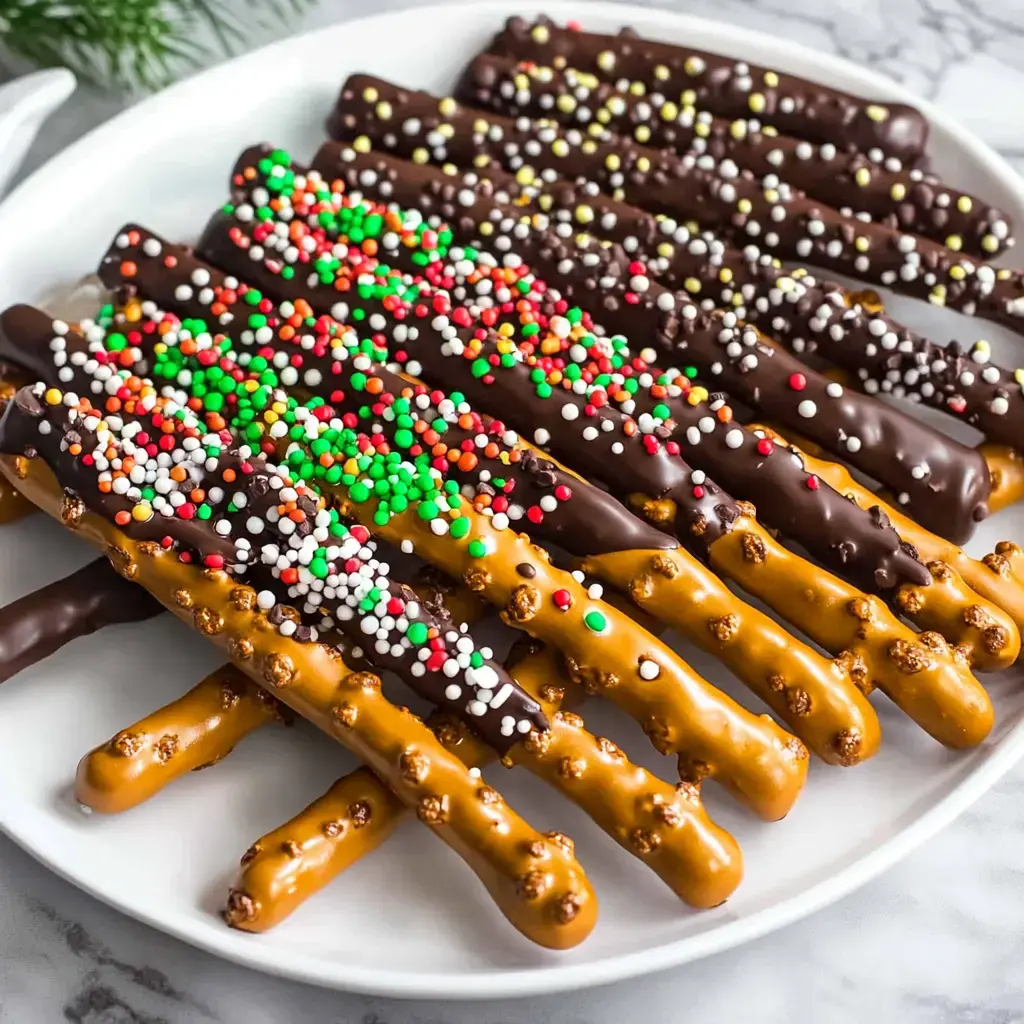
[
  {"left": 327, "top": 74, "right": 1024, "bottom": 344},
  {"left": 488, "top": 15, "right": 929, "bottom": 162},
  {"left": 306, "top": 141, "right": 991, "bottom": 545},
  {"left": 188, "top": 202, "right": 929, "bottom": 593},
  {"left": 0, "top": 313, "right": 546, "bottom": 753},
  {"left": 0, "top": 558, "right": 161, "bottom": 683},
  {"left": 457, "top": 53, "right": 1008, "bottom": 258}
]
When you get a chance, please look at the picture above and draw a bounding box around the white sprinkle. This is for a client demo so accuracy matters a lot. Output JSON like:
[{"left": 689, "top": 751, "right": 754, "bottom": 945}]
[{"left": 639, "top": 659, "right": 660, "bottom": 680}]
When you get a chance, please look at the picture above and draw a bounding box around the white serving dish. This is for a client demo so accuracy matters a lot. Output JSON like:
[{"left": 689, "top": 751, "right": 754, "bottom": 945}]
[{"left": 1, "top": 0, "right": 1023, "bottom": 1000}]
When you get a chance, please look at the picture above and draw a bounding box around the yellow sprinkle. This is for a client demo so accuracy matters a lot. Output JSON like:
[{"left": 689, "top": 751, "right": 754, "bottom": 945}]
[
  {"left": 636, "top": 155, "right": 650, "bottom": 172},
  {"left": 738, "top": 199, "right": 752, "bottom": 214},
  {"left": 575, "top": 204, "right": 595, "bottom": 224},
  {"left": 344, "top": 458, "right": 360, "bottom": 477},
  {"left": 1015, "top": 369, "right": 1024, "bottom": 385},
  {"left": 531, "top": 24, "right": 550, "bottom": 43},
  {"left": 44, "top": 388, "right": 62, "bottom": 406},
  {"left": 975, "top": 339, "right": 990, "bottom": 352},
  {"left": 271, "top": 401, "right": 287, "bottom": 415},
  {"left": 865, "top": 104, "right": 889, "bottom": 122},
  {"left": 605, "top": 153, "right": 621, "bottom": 172},
  {"left": 998, "top": 268, "right": 1012, "bottom": 279},
  {"left": 375, "top": 101, "right": 392, "bottom": 120},
  {"left": 552, "top": 139, "right": 569, "bottom": 157},
  {"left": 634, "top": 125, "right": 651, "bottom": 144},
  {"left": 945, "top": 234, "right": 963, "bottom": 251},
  {"left": 556, "top": 94, "right": 576, "bottom": 113},
  {"left": 497, "top": 322, "right": 515, "bottom": 337},
  {"left": 516, "top": 166, "right": 536, "bottom": 185},
  {"left": 684, "top": 57, "right": 704, "bottom": 76},
  {"left": 730, "top": 119, "right": 747, "bottom": 140},
  {"left": 438, "top": 97, "right": 456, "bottom": 117},
  {"left": 473, "top": 118, "right": 488, "bottom": 134},
  {"left": 660, "top": 101, "right": 679, "bottom": 122},
  {"left": 411, "top": 148, "right": 429, "bottom": 165},
  {"left": 352, "top": 135, "right": 371, "bottom": 154},
  {"left": 764, "top": 71, "right": 779, "bottom": 87},
  {"left": 264, "top": 410, "right": 279, "bottom": 425},
  {"left": 132, "top": 503, "right": 153, "bottom": 523},
  {"left": 688, "top": 386, "right": 709, "bottom": 405},
  {"left": 496, "top": 339, "right": 516, "bottom": 355},
  {"left": 982, "top": 235, "right": 1000, "bottom": 253},
  {"left": 957, "top": 195, "right": 973, "bottom": 214},
  {"left": 361, "top": 86, "right": 378, "bottom": 103},
  {"left": 629, "top": 81, "right": 646, "bottom": 97},
  {"left": 748, "top": 93, "right": 766, "bottom": 113},
  {"left": 732, "top": 294, "right": 744, "bottom": 307},
  {"left": 596, "top": 108, "right": 611, "bottom": 124},
  {"left": 441, "top": 162, "right": 458, "bottom": 176},
  {"left": 654, "top": 64, "right": 670, "bottom": 81},
  {"left": 124, "top": 299, "right": 142, "bottom": 322},
  {"left": 949, "top": 264, "right": 966, "bottom": 281},
  {"left": 153, "top": 342, "right": 167, "bottom": 356},
  {"left": 764, "top": 188, "right": 779, "bottom": 203},
  {"left": 438, "top": 123, "right": 454, "bottom": 139},
  {"left": 514, "top": 73, "right": 530, "bottom": 90},
  {"left": 656, "top": 242, "right": 675, "bottom": 258},
  {"left": 612, "top": 188, "right": 625, "bottom": 202},
  {"left": 473, "top": 153, "right": 490, "bottom": 168},
  {"left": 681, "top": 89, "right": 697, "bottom": 106},
  {"left": 929, "top": 284, "right": 947, "bottom": 307},
  {"left": 587, "top": 123, "right": 603, "bottom": 138},
  {"left": 597, "top": 50, "right": 616, "bottom": 72},
  {"left": 855, "top": 167, "right": 871, "bottom": 187},
  {"left": 685, "top": 277, "right": 702, "bottom": 294},
  {"left": 582, "top": 139, "right": 598, "bottom": 155},
  {"left": 719, "top": 268, "right": 734, "bottom": 284},
  {"left": 855, "top": 236, "right": 870, "bottom": 253},
  {"left": 245, "top": 379, "right": 259, "bottom": 394},
  {"left": 695, "top": 121, "right": 710, "bottom": 138},
  {"left": 537, "top": 194, "right": 552, "bottom": 211},
  {"left": 478, "top": 220, "right": 494, "bottom": 235},
  {"left": 763, "top": 125, "right": 778, "bottom": 137},
  {"left": 890, "top": 182, "right": 906, "bottom": 201}
]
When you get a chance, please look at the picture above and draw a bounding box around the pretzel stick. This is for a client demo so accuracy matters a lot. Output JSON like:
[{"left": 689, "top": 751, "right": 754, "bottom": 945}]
[
  {"left": 328, "top": 73, "right": 1024, "bottom": 348},
  {"left": 751, "top": 424, "right": 1024, "bottom": 654},
  {"left": 303, "top": 140, "right": 992, "bottom": 546},
  {"left": 457, "top": 53, "right": 1009, "bottom": 257},
  {"left": 0, "top": 401, "right": 598, "bottom": 950},
  {"left": 986, "top": 445, "right": 1024, "bottom": 514},
  {"left": 487, "top": 15, "right": 931, "bottom": 164},
  {"left": 76, "top": 665, "right": 286, "bottom": 813},
  {"left": 0, "top": 557, "right": 161, "bottom": 684}
]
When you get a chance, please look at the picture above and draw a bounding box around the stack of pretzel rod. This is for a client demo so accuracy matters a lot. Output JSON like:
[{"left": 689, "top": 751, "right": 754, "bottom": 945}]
[
  {"left": 96, "top": 221, "right": 1006, "bottom": 748},
  {"left": 2, "top": 17, "right": 1024, "bottom": 944},
  {"left": 326, "top": 68, "right": 1024, "bottom": 449}
]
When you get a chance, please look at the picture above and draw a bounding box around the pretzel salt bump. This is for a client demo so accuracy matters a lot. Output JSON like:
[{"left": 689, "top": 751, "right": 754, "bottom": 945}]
[
  {"left": 458, "top": 53, "right": 1010, "bottom": 258},
  {"left": 196, "top": 152, "right": 999, "bottom": 746},
  {"left": 0, "top": 386, "right": 598, "bottom": 949},
  {"left": 93, "top": 229, "right": 882, "bottom": 765}
]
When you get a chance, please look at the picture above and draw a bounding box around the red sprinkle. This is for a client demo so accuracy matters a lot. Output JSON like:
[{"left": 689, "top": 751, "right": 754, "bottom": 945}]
[
  {"left": 757, "top": 438, "right": 775, "bottom": 456},
  {"left": 806, "top": 475, "right": 820, "bottom": 490},
  {"left": 552, "top": 589, "right": 572, "bottom": 610},
  {"left": 789, "top": 373, "right": 807, "bottom": 391}
]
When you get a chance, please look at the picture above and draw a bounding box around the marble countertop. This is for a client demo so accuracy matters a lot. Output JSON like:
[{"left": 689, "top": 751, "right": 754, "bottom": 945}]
[{"left": 6, "top": 0, "right": 1024, "bottom": 1020}]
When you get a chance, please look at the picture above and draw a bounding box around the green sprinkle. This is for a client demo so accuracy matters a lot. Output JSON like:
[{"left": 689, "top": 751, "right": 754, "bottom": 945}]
[
  {"left": 406, "top": 621, "right": 429, "bottom": 645},
  {"left": 467, "top": 539, "right": 487, "bottom": 558},
  {"left": 584, "top": 610, "right": 608, "bottom": 633},
  {"left": 449, "top": 516, "right": 470, "bottom": 539}
]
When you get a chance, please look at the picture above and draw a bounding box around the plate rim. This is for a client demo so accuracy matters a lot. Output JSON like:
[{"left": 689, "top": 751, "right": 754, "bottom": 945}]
[{"left": 3, "top": 0, "right": 1024, "bottom": 1000}]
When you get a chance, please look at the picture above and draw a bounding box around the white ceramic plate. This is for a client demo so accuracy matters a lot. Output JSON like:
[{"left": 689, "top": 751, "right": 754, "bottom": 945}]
[{"left": 2, "top": 0, "right": 1024, "bottom": 1000}]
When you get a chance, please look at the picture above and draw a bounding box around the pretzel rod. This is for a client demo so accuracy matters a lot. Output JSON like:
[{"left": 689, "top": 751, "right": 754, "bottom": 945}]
[
  {"left": 0, "top": 557, "right": 161, "bottom": 684},
  {"left": 302, "top": 142, "right": 991, "bottom": 546},
  {"left": 76, "top": 664, "right": 286, "bottom": 813},
  {"left": 488, "top": 16, "right": 931, "bottom": 164},
  {"left": 87, "top": 233, "right": 883, "bottom": 762},
  {"left": 175, "top": 200, "right": 998, "bottom": 739},
  {"left": 749, "top": 423, "right": 1024, "bottom": 655},
  {"left": 0, "top": 395, "right": 597, "bottom": 949},
  {"left": 986, "top": 445, "right": 1024, "bottom": 515},
  {"left": 457, "top": 54, "right": 1010, "bottom": 257},
  {"left": 2, "top": 304, "right": 808, "bottom": 821},
  {"left": 327, "top": 74, "right": 1024, "bottom": 342}
]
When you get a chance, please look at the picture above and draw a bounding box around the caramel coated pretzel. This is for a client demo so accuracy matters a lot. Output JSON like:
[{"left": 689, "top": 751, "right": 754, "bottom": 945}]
[{"left": 457, "top": 53, "right": 1009, "bottom": 258}]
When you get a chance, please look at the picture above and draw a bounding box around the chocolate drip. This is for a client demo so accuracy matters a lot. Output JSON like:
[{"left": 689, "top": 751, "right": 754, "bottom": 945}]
[
  {"left": 488, "top": 15, "right": 929, "bottom": 162},
  {"left": 305, "top": 141, "right": 991, "bottom": 544},
  {"left": 189, "top": 206, "right": 928, "bottom": 593},
  {"left": 0, "top": 312, "right": 546, "bottom": 752},
  {"left": 328, "top": 74, "right": 1024, "bottom": 344},
  {"left": 0, "top": 558, "right": 161, "bottom": 683},
  {"left": 458, "top": 54, "right": 1008, "bottom": 258}
]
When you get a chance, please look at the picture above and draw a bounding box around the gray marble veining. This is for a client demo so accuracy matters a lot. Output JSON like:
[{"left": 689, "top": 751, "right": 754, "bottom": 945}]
[{"left": 5, "top": 1, "right": 1024, "bottom": 1021}]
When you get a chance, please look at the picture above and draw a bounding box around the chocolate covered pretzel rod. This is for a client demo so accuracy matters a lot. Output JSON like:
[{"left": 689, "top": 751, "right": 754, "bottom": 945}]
[
  {"left": 302, "top": 141, "right": 991, "bottom": 545},
  {"left": 487, "top": 16, "right": 930, "bottom": 163},
  {"left": 0, "top": 383, "right": 598, "bottom": 949},
  {"left": 90, "top": 230, "right": 886, "bottom": 761},
  {"left": 327, "top": 74, "right": 1024, "bottom": 339},
  {"left": 123, "top": 222, "right": 1000, "bottom": 744},
  {"left": 3, "top": 304, "right": 808, "bottom": 818},
  {"left": 457, "top": 54, "right": 1011, "bottom": 257},
  {"left": 0, "top": 557, "right": 161, "bottom": 684}
]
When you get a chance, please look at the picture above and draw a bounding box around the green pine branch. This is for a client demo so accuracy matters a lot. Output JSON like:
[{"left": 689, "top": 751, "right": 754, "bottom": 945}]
[{"left": 0, "top": 0, "right": 315, "bottom": 91}]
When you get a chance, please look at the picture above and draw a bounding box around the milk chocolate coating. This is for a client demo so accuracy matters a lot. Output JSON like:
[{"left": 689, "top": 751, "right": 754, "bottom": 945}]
[
  {"left": 0, "top": 558, "right": 161, "bottom": 683},
  {"left": 306, "top": 140, "right": 991, "bottom": 545},
  {"left": 458, "top": 53, "right": 1008, "bottom": 257},
  {"left": 488, "top": 15, "right": 929, "bottom": 161}
]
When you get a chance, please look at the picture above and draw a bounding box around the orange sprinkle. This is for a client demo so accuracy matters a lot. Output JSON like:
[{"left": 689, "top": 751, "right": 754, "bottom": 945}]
[
  {"left": 457, "top": 452, "right": 478, "bottom": 472},
  {"left": 365, "top": 376, "right": 384, "bottom": 395},
  {"left": 120, "top": 260, "right": 137, "bottom": 278},
  {"left": 221, "top": 468, "right": 237, "bottom": 483}
]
